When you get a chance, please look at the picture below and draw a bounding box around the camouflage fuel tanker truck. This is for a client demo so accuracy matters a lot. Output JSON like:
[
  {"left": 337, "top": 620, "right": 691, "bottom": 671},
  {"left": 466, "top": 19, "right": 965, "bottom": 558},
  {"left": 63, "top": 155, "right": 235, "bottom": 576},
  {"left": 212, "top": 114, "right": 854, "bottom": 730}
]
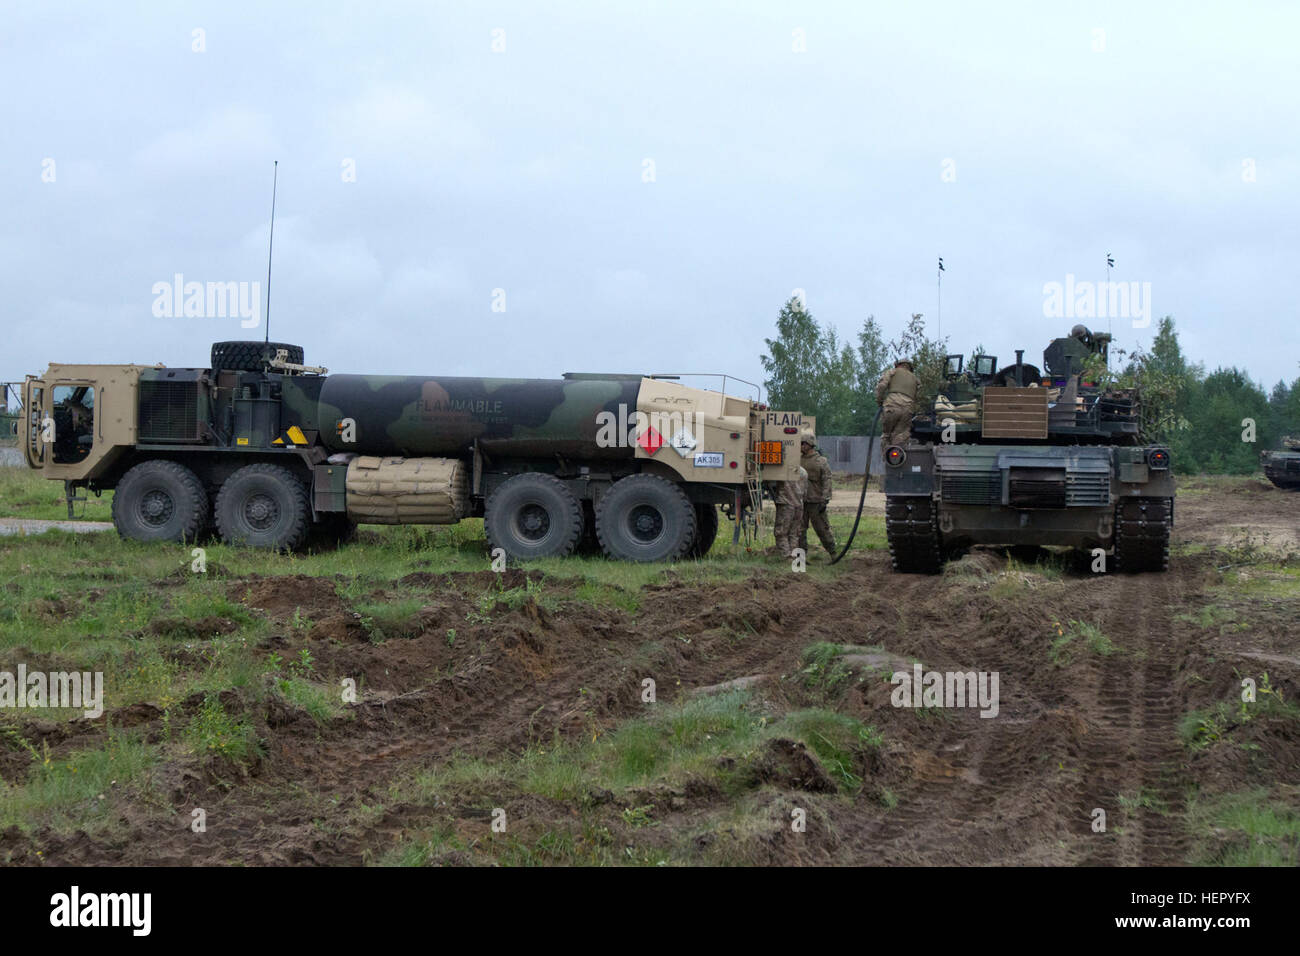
[
  {"left": 19, "top": 341, "right": 804, "bottom": 560},
  {"left": 881, "top": 325, "right": 1175, "bottom": 573}
]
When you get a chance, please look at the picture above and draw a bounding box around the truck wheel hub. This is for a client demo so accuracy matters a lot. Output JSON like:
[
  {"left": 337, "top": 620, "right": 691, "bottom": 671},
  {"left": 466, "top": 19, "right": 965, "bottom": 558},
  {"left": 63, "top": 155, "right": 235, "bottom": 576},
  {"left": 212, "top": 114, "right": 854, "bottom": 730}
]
[
  {"left": 244, "top": 493, "right": 279, "bottom": 530},
  {"left": 516, "top": 504, "right": 550, "bottom": 540},
  {"left": 628, "top": 505, "right": 663, "bottom": 541},
  {"left": 141, "top": 490, "right": 174, "bottom": 525}
]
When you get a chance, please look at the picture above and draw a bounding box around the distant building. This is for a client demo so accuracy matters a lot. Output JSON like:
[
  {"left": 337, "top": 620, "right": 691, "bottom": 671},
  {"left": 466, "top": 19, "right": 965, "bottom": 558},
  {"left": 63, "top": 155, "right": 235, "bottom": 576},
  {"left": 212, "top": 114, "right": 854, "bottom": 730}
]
[{"left": 816, "top": 436, "right": 884, "bottom": 476}]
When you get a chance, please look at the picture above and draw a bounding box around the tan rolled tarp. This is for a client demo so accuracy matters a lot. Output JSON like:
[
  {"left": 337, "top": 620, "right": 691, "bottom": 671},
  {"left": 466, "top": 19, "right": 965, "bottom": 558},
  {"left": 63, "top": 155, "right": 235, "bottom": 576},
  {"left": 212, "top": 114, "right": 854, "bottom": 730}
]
[
  {"left": 933, "top": 394, "right": 979, "bottom": 423},
  {"left": 345, "top": 456, "right": 469, "bottom": 525}
]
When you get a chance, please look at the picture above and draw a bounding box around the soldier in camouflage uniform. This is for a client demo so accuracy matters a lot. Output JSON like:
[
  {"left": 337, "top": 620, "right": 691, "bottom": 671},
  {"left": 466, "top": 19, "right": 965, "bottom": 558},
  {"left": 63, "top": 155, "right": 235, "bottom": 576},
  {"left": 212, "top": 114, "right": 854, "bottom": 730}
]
[
  {"left": 772, "top": 466, "right": 807, "bottom": 557},
  {"left": 798, "top": 435, "right": 837, "bottom": 557},
  {"left": 875, "top": 359, "right": 920, "bottom": 447}
]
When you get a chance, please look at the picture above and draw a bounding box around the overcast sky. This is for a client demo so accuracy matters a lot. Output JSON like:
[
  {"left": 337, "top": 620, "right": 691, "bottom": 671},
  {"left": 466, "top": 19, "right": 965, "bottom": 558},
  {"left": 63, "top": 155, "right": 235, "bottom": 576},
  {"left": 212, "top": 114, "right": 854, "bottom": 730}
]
[{"left": 3, "top": 1, "right": 1297, "bottom": 399}]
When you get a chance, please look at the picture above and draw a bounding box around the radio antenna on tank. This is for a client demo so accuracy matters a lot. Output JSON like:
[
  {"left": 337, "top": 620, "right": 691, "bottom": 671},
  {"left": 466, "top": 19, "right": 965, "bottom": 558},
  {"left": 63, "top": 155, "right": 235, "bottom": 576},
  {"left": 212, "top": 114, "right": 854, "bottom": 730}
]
[{"left": 264, "top": 160, "right": 278, "bottom": 344}]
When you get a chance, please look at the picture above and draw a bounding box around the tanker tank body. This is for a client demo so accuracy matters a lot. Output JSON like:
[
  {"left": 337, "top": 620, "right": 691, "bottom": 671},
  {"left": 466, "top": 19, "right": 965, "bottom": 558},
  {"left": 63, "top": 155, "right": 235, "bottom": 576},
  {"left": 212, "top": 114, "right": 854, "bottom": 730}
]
[
  {"left": 316, "top": 373, "right": 642, "bottom": 460},
  {"left": 308, "top": 369, "right": 793, "bottom": 562}
]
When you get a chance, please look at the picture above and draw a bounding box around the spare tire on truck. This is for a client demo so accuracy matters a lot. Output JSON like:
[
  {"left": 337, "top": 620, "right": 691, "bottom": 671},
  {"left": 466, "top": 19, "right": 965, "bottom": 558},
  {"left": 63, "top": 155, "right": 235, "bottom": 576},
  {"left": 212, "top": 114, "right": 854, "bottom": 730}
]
[
  {"left": 595, "top": 474, "right": 697, "bottom": 562},
  {"left": 210, "top": 341, "right": 305, "bottom": 372}
]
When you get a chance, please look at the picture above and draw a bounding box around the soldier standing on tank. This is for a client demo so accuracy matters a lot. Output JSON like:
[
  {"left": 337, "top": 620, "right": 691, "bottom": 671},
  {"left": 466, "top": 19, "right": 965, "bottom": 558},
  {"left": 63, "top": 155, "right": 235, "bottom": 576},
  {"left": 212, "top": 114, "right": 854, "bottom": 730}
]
[
  {"left": 798, "top": 436, "right": 837, "bottom": 557},
  {"left": 771, "top": 466, "right": 807, "bottom": 557},
  {"left": 875, "top": 359, "right": 920, "bottom": 448}
]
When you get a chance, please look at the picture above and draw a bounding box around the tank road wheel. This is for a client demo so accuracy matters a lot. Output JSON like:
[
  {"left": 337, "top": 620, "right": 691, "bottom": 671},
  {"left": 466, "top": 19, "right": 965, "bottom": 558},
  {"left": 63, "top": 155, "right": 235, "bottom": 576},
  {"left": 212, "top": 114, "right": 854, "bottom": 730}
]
[
  {"left": 596, "top": 475, "right": 697, "bottom": 563},
  {"left": 1113, "top": 496, "right": 1171, "bottom": 573},
  {"left": 687, "top": 503, "right": 719, "bottom": 559},
  {"left": 210, "top": 341, "right": 305, "bottom": 372},
  {"left": 485, "top": 473, "right": 583, "bottom": 560},
  {"left": 885, "top": 495, "right": 943, "bottom": 574},
  {"left": 112, "top": 460, "right": 209, "bottom": 544},
  {"left": 214, "top": 463, "right": 311, "bottom": 551}
]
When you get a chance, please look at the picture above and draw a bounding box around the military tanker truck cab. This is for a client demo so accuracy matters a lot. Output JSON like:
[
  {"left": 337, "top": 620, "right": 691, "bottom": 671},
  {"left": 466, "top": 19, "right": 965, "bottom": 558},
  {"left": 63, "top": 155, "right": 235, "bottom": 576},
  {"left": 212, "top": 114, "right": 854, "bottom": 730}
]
[
  {"left": 882, "top": 326, "right": 1176, "bottom": 574},
  {"left": 21, "top": 341, "right": 802, "bottom": 562}
]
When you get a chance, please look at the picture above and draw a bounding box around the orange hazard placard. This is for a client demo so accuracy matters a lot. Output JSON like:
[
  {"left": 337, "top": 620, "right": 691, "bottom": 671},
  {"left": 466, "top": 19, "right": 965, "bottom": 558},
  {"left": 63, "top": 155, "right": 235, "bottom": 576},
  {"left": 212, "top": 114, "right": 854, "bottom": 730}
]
[{"left": 754, "top": 441, "right": 782, "bottom": 464}]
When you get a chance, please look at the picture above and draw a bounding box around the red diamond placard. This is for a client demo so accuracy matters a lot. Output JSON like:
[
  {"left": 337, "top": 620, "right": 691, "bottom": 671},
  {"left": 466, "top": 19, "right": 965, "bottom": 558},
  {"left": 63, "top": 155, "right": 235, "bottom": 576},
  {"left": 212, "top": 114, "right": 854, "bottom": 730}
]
[{"left": 637, "top": 426, "right": 664, "bottom": 454}]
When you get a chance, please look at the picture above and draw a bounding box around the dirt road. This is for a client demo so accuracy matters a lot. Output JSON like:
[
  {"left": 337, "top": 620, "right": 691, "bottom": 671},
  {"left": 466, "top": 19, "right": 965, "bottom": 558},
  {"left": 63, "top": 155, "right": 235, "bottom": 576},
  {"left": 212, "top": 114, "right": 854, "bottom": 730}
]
[{"left": 0, "top": 518, "right": 114, "bottom": 537}]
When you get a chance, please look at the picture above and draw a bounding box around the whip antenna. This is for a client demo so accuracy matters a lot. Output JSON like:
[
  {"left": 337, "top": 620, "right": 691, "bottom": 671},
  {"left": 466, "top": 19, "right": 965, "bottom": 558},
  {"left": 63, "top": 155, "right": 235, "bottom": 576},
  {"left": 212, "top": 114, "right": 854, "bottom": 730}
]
[{"left": 264, "top": 160, "right": 278, "bottom": 344}]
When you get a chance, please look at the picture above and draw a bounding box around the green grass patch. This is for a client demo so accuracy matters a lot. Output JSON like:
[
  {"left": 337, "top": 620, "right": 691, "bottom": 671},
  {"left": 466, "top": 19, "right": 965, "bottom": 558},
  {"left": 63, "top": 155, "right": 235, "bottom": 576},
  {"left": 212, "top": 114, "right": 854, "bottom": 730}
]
[
  {"left": 185, "top": 694, "right": 262, "bottom": 767},
  {"left": 1187, "top": 788, "right": 1300, "bottom": 866},
  {"left": 1048, "top": 620, "right": 1116, "bottom": 667},
  {"left": 0, "top": 727, "right": 160, "bottom": 833}
]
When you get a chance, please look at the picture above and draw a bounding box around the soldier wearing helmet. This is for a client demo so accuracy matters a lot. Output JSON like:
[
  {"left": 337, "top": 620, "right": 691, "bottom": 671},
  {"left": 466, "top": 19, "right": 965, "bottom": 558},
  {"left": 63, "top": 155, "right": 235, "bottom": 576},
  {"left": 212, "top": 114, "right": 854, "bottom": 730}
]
[
  {"left": 798, "top": 432, "right": 837, "bottom": 558},
  {"left": 875, "top": 359, "right": 919, "bottom": 448},
  {"left": 771, "top": 466, "right": 807, "bottom": 558}
]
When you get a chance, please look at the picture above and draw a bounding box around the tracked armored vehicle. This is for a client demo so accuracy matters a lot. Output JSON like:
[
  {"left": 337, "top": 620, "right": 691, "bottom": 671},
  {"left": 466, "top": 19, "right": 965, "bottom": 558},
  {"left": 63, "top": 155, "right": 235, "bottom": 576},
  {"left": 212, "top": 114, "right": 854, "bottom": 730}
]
[
  {"left": 19, "top": 341, "right": 803, "bottom": 561},
  {"left": 882, "top": 325, "right": 1175, "bottom": 573},
  {"left": 1261, "top": 437, "right": 1300, "bottom": 489}
]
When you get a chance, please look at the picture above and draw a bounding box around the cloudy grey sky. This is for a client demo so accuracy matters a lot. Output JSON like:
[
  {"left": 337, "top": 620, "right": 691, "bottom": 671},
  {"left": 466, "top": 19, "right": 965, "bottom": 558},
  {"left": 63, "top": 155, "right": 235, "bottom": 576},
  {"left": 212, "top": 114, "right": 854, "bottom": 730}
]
[{"left": 3, "top": 1, "right": 1297, "bottom": 397}]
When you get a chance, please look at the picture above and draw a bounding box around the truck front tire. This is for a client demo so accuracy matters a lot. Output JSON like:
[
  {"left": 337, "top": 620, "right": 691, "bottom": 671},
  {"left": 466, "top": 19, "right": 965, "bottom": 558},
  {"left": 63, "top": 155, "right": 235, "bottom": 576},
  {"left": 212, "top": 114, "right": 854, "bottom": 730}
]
[
  {"left": 214, "top": 463, "right": 311, "bottom": 551},
  {"left": 596, "top": 475, "right": 696, "bottom": 562},
  {"left": 112, "top": 460, "right": 210, "bottom": 543},
  {"left": 485, "top": 473, "right": 583, "bottom": 560}
]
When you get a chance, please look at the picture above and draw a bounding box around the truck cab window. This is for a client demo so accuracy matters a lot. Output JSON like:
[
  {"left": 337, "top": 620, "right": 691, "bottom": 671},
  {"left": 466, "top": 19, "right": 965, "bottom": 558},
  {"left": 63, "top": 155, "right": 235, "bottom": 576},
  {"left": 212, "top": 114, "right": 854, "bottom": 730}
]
[{"left": 52, "top": 385, "right": 95, "bottom": 463}]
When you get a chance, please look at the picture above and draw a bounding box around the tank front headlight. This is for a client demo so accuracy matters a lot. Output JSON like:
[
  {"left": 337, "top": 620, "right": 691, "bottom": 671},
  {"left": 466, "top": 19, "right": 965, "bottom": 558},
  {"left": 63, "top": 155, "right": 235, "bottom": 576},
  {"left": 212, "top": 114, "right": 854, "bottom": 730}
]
[
  {"left": 886, "top": 446, "right": 906, "bottom": 467},
  {"left": 1147, "top": 448, "right": 1170, "bottom": 470}
]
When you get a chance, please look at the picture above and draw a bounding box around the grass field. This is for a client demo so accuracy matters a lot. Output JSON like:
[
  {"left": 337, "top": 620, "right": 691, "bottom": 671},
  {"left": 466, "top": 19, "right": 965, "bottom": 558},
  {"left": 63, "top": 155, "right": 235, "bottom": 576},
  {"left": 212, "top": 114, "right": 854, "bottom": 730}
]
[{"left": 1, "top": 465, "right": 1296, "bottom": 866}]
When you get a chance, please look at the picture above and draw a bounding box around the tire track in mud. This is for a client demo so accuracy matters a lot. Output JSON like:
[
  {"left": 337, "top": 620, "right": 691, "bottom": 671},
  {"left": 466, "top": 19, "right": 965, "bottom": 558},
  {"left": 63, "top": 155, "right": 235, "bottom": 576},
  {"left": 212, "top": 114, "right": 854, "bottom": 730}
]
[{"left": 1075, "top": 571, "right": 1188, "bottom": 865}]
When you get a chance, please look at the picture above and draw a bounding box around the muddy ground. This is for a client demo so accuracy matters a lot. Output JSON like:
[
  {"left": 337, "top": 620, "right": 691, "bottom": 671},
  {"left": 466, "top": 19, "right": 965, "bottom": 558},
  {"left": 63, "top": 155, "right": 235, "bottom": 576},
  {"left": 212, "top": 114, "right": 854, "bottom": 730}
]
[{"left": 2, "top": 478, "right": 1297, "bottom": 865}]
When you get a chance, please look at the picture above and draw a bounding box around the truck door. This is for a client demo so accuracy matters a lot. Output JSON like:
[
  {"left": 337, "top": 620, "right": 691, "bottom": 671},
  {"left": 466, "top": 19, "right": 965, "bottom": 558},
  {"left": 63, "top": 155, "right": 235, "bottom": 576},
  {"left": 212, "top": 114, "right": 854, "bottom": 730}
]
[
  {"left": 49, "top": 383, "right": 97, "bottom": 464},
  {"left": 21, "top": 377, "right": 45, "bottom": 469}
]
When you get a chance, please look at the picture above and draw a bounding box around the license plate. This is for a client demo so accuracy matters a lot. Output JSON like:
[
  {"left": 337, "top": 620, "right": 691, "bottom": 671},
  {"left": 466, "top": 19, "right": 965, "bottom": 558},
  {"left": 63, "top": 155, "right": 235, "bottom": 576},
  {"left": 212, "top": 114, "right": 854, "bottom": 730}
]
[{"left": 694, "top": 452, "right": 724, "bottom": 468}]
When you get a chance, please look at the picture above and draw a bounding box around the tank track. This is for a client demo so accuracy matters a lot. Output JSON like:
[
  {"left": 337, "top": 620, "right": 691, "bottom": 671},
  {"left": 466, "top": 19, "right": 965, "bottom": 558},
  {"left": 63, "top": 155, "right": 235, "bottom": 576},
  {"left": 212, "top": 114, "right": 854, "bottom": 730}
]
[
  {"left": 885, "top": 495, "right": 943, "bottom": 574},
  {"left": 1113, "top": 496, "right": 1172, "bottom": 573},
  {"left": 1263, "top": 466, "right": 1300, "bottom": 490}
]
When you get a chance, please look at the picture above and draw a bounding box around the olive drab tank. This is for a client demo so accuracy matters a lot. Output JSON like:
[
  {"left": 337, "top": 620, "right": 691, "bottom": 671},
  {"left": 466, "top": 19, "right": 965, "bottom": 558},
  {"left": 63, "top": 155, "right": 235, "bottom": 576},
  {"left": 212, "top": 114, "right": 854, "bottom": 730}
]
[
  {"left": 1261, "top": 436, "right": 1300, "bottom": 489},
  {"left": 881, "top": 325, "right": 1176, "bottom": 573}
]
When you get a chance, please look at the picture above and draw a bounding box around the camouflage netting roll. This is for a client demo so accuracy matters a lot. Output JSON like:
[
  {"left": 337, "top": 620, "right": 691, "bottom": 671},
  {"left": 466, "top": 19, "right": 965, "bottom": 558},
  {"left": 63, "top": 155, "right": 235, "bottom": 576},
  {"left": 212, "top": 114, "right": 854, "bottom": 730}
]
[{"left": 344, "top": 456, "right": 469, "bottom": 524}]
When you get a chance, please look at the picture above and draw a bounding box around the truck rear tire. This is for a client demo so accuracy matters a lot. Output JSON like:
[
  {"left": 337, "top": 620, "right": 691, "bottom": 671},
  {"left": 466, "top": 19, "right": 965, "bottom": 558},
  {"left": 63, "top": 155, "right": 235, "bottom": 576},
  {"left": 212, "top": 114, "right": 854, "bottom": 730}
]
[
  {"left": 214, "top": 463, "right": 311, "bottom": 551},
  {"left": 112, "top": 460, "right": 210, "bottom": 543},
  {"left": 596, "top": 474, "right": 696, "bottom": 562},
  {"left": 484, "top": 473, "right": 583, "bottom": 560},
  {"left": 210, "top": 341, "right": 305, "bottom": 372},
  {"left": 687, "top": 503, "right": 719, "bottom": 558}
]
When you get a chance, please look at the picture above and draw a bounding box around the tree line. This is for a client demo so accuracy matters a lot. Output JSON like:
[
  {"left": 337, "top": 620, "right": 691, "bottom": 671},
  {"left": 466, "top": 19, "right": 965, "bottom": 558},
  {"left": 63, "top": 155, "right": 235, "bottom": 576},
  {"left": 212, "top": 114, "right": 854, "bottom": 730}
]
[{"left": 760, "top": 297, "right": 1299, "bottom": 474}]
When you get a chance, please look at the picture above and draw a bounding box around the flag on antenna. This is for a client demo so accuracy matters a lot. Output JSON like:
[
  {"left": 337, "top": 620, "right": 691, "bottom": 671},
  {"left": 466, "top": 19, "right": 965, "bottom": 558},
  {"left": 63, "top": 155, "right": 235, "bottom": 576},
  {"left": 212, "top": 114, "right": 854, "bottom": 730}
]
[
  {"left": 938, "top": 257, "right": 945, "bottom": 272},
  {"left": 1106, "top": 254, "right": 1114, "bottom": 268}
]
